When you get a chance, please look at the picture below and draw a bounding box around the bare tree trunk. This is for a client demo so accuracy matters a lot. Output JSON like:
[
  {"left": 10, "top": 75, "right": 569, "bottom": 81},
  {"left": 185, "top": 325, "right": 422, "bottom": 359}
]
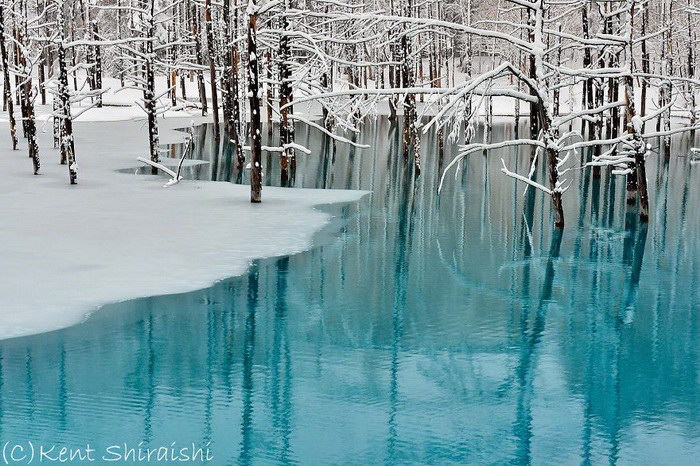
[
  {"left": 0, "top": 4, "right": 18, "bottom": 150},
  {"left": 527, "top": 7, "right": 540, "bottom": 142},
  {"left": 231, "top": 44, "right": 244, "bottom": 169},
  {"left": 191, "top": 2, "right": 208, "bottom": 115},
  {"left": 38, "top": 28, "right": 46, "bottom": 105},
  {"left": 582, "top": 4, "right": 594, "bottom": 139},
  {"left": 662, "top": 0, "right": 673, "bottom": 152},
  {"left": 205, "top": 0, "right": 220, "bottom": 140},
  {"left": 248, "top": 2, "right": 262, "bottom": 202},
  {"left": 639, "top": 4, "right": 649, "bottom": 130},
  {"left": 57, "top": 0, "right": 76, "bottom": 184},
  {"left": 623, "top": 0, "right": 649, "bottom": 220},
  {"left": 14, "top": 22, "right": 28, "bottom": 136},
  {"left": 220, "top": 0, "right": 232, "bottom": 131},
  {"left": 144, "top": 0, "right": 159, "bottom": 170},
  {"left": 387, "top": 0, "right": 398, "bottom": 119},
  {"left": 401, "top": 0, "right": 419, "bottom": 174},
  {"left": 266, "top": 48, "right": 273, "bottom": 132},
  {"left": 688, "top": 2, "right": 697, "bottom": 139},
  {"left": 93, "top": 21, "right": 102, "bottom": 107},
  {"left": 465, "top": 0, "right": 474, "bottom": 139},
  {"left": 552, "top": 22, "right": 562, "bottom": 117},
  {"left": 535, "top": 0, "right": 563, "bottom": 227},
  {"left": 279, "top": 0, "right": 295, "bottom": 185},
  {"left": 624, "top": 0, "right": 638, "bottom": 205},
  {"left": 17, "top": 0, "right": 39, "bottom": 174}
]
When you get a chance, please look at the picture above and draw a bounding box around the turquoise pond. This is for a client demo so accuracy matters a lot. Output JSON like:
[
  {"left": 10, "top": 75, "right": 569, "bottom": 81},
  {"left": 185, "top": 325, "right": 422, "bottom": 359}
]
[{"left": 1, "top": 118, "right": 700, "bottom": 464}]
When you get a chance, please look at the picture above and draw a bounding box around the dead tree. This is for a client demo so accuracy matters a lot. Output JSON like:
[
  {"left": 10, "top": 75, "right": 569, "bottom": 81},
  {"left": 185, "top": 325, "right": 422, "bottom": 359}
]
[
  {"left": 14, "top": 0, "right": 40, "bottom": 174},
  {"left": 401, "top": 0, "right": 419, "bottom": 174},
  {"left": 0, "top": 3, "right": 17, "bottom": 150},
  {"left": 204, "top": 0, "right": 220, "bottom": 140},
  {"left": 621, "top": 0, "right": 649, "bottom": 220},
  {"left": 248, "top": 0, "right": 262, "bottom": 202},
  {"left": 143, "top": 0, "right": 159, "bottom": 167},
  {"left": 278, "top": 0, "right": 294, "bottom": 184},
  {"left": 92, "top": 20, "right": 102, "bottom": 107},
  {"left": 190, "top": 1, "right": 207, "bottom": 115},
  {"left": 55, "top": 0, "right": 76, "bottom": 183}
]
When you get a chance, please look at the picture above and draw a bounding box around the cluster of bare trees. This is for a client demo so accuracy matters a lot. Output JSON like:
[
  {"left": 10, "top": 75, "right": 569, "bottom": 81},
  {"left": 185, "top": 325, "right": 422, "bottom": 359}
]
[{"left": 1, "top": 0, "right": 697, "bottom": 227}]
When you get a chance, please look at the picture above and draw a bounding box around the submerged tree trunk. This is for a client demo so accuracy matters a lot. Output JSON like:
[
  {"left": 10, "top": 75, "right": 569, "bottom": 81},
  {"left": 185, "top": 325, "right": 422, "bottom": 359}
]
[
  {"left": 535, "top": 0, "right": 563, "bottom": 228},
  {"left": 623, "top": 0, "right": 649, "bottom": 221}
]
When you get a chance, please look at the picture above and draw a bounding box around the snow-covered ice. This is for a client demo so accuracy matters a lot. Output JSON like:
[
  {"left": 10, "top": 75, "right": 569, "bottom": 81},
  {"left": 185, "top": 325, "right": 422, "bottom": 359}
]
[{"left": 0, "top": 116, "right": 367, "bottom": 340}]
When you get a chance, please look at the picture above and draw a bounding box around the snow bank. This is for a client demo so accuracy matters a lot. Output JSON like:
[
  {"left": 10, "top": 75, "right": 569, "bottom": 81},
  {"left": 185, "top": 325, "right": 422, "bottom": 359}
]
[{"left": 0, "top": 118, "right": 367, "bottom": 340}]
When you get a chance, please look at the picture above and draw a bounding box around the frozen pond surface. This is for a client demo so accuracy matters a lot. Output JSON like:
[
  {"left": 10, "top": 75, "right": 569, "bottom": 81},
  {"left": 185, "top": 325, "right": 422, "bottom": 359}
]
[{"left": 1, "top": 118, "right": 700, "bottom": 464}]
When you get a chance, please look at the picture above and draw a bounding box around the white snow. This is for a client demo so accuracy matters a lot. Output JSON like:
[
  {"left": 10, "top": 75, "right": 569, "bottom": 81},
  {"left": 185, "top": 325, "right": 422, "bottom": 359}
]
[
  {"left": 0, "top": 116, "right": 367, "bottom": 340},
  {"left": 0, "top": 67, "right": 684, "bottom": 131}
]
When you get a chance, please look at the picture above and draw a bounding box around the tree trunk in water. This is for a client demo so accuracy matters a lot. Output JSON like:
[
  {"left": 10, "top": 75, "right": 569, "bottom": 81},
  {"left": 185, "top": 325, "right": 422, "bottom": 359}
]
[
  {"left": 248, "top": 3, "right": 262, "bottom": 203},
  {"left": 624, "top": 1, "right": 637, "bottom": 205},
  {"left": 534, "top": 0, "right": 563, "bottom": 228},
  {"left": 401, "top": 0, "right": 419, "bottom": 174},
  {"left": 582, "top": 4, "right": 594, "bottom": 139},
  {"left": 191, "top": 3, "right": 208, "bottom": 115},
  {"left": 266, "top": 49, "right": 273, "bottom": 133},
  {"left": 220, "top": 0, "right": 233, "bottom": 132},
  {"left": 624, "top": 0, "right": 649, "bottom": 220},
  {"left": 231, "top": 45, "right": 245, "bottom": 169},
  {"left": 279, "top": 2, "right": 295, "bottom": 186},
  {"left": 144, "top": 0, "right": 159, "bottom": 171},
  {"left": 205, "top": 0, "right": 220, "bottom": 141},
  {"left": 527, "top": 8, "right": 540, "bottom": 142},
  {"left": 639, "top": 5, "right": 649, "bottom": 131}
]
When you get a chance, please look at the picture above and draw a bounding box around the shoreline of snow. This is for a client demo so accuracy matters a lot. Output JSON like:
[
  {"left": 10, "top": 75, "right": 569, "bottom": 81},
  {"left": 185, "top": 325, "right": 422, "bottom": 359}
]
[{"left": 0, "top": 116, "right": 368, "bottom": 341}]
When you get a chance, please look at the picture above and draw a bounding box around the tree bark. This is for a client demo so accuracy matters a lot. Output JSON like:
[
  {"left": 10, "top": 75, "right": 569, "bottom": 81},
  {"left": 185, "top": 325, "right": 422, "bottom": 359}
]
[
  {"left": 144, "top": 0, "right": 160, "bottom": 170},
  {"left": 191, "top": 2, "right": 208, "bottom": 115},
  {"left": 0, "top": 4, "right": 18, "bottom": 151},
  {"left": 248, "top": 2, "right": 262, "bottom": 202},
  {"left": 204, "top": 0, "right": 220, "bottom": 140},
  {"left": 57, "top": 0, "right": 76, "bottom": 184},
  {"left": 279, "top": 0, "right": 295, "bottom": 185}
]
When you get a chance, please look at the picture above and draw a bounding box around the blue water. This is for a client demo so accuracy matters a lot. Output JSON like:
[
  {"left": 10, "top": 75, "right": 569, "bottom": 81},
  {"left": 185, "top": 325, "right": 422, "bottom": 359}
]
[{"left": 2, "top": 118, "right": 700, "bottom": 465}]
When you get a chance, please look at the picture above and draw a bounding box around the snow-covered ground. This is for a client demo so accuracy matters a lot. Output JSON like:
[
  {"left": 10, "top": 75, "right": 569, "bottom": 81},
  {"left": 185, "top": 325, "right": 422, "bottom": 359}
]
[
  {"left": 0, "top": 114, "right": 367, "bottom": 340},
  {"left": 1, "top": 67, "right": 685, "bottom": 127}
]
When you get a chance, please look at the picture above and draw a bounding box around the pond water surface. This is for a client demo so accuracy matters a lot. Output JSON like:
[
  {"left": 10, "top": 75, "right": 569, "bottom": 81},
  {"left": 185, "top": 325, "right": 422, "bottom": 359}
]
[{"left": 1, "top": 118, "right": 700, "bottom": 464}]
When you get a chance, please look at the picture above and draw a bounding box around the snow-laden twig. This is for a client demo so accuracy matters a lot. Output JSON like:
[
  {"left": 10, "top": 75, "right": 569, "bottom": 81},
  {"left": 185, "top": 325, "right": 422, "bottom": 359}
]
[{"left": 500, "top": 159, "right": 553, "bottom": 195}]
